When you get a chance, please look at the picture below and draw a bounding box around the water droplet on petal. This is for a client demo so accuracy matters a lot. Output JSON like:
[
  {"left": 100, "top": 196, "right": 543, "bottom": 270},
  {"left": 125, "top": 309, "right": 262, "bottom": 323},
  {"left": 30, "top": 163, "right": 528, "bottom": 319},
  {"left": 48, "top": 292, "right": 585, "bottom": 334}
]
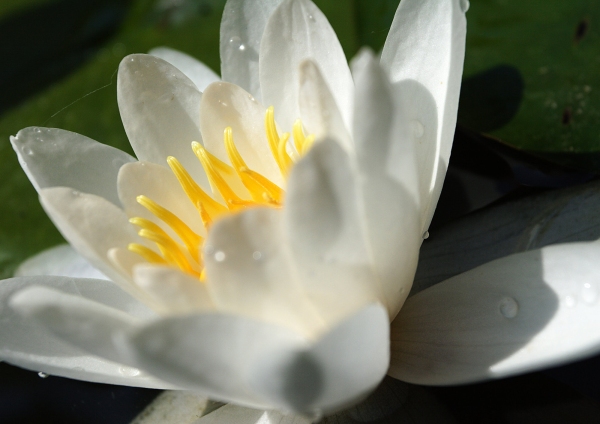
[
  {"left": 214, "top": 251, "right": 226, "bottom": 262},
  {"left": 422, "top": 231, "right": 429, "bottom": 240},
  {"left": 218, "top": 100, "right": 228, "bottom": 107},
  {"left": 411, "top": 120, "right": 424, "bottom": 138},
  {"left": 22, "top": 146, "right": 34, "bottom": 156},
  {"left": 581, "top": 282, "right": 598, "bottom": 304},
  {"left": 38, "top": 372, "right": 49, "bottom": 378},
  {"left": 460, "top": 0, "right": 470, "bottom": 12},
  {"left": 33, "top": 127, "right": 41, "bottom": 133},
  {"left": 229, "top": 36, "right": 242, "bottom": 49},
  {"left": 307, "top": 14, "right": 315, "bottom": 22},
  {"left": 252, "top": 251, "right": 263, "bottom": 261},
  {"left": 564, "top": 295, "right": 577, "bottom": 308},
  {"left": 238, "top": 44, "right": 246, "bottom": 51},
  {"left": 119, "top": 366, "right": 140, "bottom": 377},
  {"left": 499, "top": 297, "right": 518, "bottom": 318}
]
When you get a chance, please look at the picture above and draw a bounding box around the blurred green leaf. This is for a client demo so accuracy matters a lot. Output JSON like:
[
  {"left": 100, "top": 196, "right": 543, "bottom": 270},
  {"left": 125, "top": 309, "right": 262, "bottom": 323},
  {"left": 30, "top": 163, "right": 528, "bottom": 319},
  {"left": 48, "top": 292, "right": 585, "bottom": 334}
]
[{"left": 461, "top": 0, "right": 600, "bottom": 170}]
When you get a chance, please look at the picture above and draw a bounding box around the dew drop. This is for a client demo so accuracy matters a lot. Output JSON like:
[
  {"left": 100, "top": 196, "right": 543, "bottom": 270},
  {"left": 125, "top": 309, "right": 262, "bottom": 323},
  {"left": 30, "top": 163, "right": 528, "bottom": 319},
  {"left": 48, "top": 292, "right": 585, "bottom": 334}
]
[
  {"left": 499, "top": 297, "right": 518, "bottom": 318},
  {"left": 307, "top": 14, "right": 315, "bottom": 22},
  {"left": 460, "top": 0, "right": 470, "bottom": 12},
  {"left": 214, "top": 251, "right": 226, "bottom": 262},
  {"left": 229, "top": 36, "right": 242, "bottom": 49},
  {"left": 204, "top": 244, "right": 215, "bottom": 255},
  {"left": 252, "top": 251, "right": 263, "bottom": 261},
  {"left": 38, "top": 372, "right": 49, "bottom": 378},
  {"left": 581, "top": 282, "right": 598, "bottom": 304},
  {"left": 422, "top": 231, "right": 429, "bottom": 240},
  {"left": 218, "top": 100, "right": 228, "bottom": 107},
  {"left": 238, "top": 44, "right": 246, "bottom": 51},
  {"left": 119, "top": 366, "right": 140, "bottom": 377},
  {"left": 564, "top": 295, "right": 577, "bottom": 308},
  {"left": 33, "top": 127, "right": 41, "bottom": 133},
  {"left": 22, "top": 147, "right": 34, "bottom": 156},
  {"left": 411, "top": 120, "right": 424, "bottom": 138}
]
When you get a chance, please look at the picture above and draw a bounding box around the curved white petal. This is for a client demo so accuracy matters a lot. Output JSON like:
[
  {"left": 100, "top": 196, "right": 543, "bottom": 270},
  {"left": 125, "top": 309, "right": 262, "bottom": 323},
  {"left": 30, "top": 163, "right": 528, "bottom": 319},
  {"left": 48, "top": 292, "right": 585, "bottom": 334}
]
[
  {"left": 11, "top": 285, "right": 139, "bottom": 364},
  {"left": 0, "top": 275, "right": 170, "bottom": 389},
  {"left": 118, "top": 161, "right": 205, "bottom": 236},
  {"left": 259, "top": 0, "right": 353, "bottom": 132},
  {"left": 117, "top": 54, "right": 209, "bottom": 188},
  {"left": 128, "top": 312, "right": 307, "bottom": 410},
  {"left": 380, "top": 0, "right": 467, "bottom": 230},
  {"left": 298, "top": 60, "right": 351, "bottom": 151},
  {"left": 149, "top": 47, "right": 220, "bottom": 92},
  {"left": 14, "top": 244, "right": 108, "bottom": 280},
  {"left": 250, "top": 304, "right": 389, "bottom": 415},
  {"left": 283, "top": 139, "right": 381, "bottom": 325},
  {"left": 204, "top": 207, "right": 323, "bottom": 337},
  {"left": 219, "top": 0, "right": 284, "bottom": 101},
  {"left": 200, "top": 81, "right": 283, "bottom": 187},
  {"left": 39, "top": 187, "right": 151, "bottom": 301},
  {"left": 197, "top": 404, "right": 310, "bottom": 424},
  {"left": 133, "top": 264, "right": 214, "bottom": 314},
  {"left": 132, "top": 391, "right": 214, "bottom": 424},
  {"left": 351, "top": 49, "right": 422, "bottom": 317},
  {"left": 10, "top": 127, "right": 135, "bottom": 206},
  {"left": 390, "top": 239, "right": 600, "bottom": 385}
]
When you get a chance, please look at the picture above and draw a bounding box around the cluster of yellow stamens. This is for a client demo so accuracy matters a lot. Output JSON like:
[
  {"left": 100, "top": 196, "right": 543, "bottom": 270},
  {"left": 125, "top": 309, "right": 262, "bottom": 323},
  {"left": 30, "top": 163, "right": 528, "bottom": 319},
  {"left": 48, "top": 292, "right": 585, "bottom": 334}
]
[{"left": 127, "top": 106, "right": 315, "bottom": 280}]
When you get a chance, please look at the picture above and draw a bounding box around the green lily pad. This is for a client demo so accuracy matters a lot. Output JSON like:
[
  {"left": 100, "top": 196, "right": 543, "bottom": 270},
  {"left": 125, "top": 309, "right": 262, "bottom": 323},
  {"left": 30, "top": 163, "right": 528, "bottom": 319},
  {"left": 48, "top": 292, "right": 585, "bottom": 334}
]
[{"left": 461, "top": 0, "right": 600, "bottom": 170}]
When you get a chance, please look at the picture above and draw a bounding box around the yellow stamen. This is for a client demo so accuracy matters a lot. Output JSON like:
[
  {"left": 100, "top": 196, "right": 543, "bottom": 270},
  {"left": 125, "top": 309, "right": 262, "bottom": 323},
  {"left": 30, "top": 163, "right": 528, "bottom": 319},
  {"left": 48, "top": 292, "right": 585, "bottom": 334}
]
[
  {"left": 138, "top": 229, "right": 198, "bottom": 276},
  {"left": 192, "top": 142, "right": 247, "bottom": 211},
  {"left": 136, "top": 196, "right": 203, "bottom": 260},
  {"left": 167, "top": 156, "right": 227, "bottom": 218},
  {"left": 127, "top": 243, "right": 167, "bottom": 264},
  {"left": 277, "top": 132, "right": 293, "bottom": 175},
  {"left": 265, "top": 106, "right": 289, "bottom": 174}
]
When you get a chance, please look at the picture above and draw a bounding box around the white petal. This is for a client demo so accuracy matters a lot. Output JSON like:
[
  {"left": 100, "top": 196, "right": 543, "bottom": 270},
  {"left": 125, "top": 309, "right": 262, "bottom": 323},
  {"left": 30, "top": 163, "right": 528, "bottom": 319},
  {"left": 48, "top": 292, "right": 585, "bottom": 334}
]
[
  {"left": 10, "top": 127, "right": 135, "bottom": 206},
  {"left": 200, "top": 82, "right": 283, "bottom": 186},
  {"left": 10, "top": 285, "right": 138, "bottom": 364},
  {"left": 219, "top": 0, "right": 284, "bottom": 101},
  {"left": 284, "top": 139, "right": 381, "bottom": 324},
  {"left": 118, "top": 161, "right": 205, "bottom": 236},
  {"left": 197, "top": 404, "right": 310, "bottom": 424},
  {"left": 351, "top": 49, "right": 422, "bottom": 317},
  {"left": 298, "top": 60, "right": 351, "bottom": 151},
  {"left": 39, "top": 187, "right": 150, "bottom": 301},
  {"left": 149, "top": 47, "right": 220, "bottom": 92},
  {"left": 132, "top": 391, "right": 214, "bottom": 424},
  {"left": 14, "top": 244, "right": 108, "bottom": 280},
  {"left": 0, "top": 275, "right": 169, "bottom": 389},
  {"left": 117, "top": 54, "right": 209, "bottom": 188},
  {"left": 259, "top": 0, "right": 353, "bottom": 132},
  {"left": 250, "top": 304, "right": 389, "bottom": 415},
  {"left": 128, "top": 312, "right": 308, "bottom": 409},
  {"left": 390, "top": 239, "right": 600, "bottom": 385},
  {"left": 133, "top": 264, "right": 214, "bottom": 314},
  {"left": 381, "top": 0, "right": 467, "bottom": 230},
  {"left": 204, "top": 207, "right": 323, "bottom": 336}
]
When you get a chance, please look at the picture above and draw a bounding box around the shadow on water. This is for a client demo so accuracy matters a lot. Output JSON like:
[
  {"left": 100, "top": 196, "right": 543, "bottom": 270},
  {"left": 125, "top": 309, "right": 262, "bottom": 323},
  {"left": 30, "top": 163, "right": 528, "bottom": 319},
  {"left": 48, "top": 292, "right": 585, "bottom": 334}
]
[{"left": 0, "top": 0, "right": 131, "bottom": 117}]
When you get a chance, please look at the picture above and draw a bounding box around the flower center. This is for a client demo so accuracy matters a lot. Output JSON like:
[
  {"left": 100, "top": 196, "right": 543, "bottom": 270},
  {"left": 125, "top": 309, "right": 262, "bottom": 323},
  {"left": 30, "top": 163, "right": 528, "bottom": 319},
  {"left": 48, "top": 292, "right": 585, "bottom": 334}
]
[{"left": 127, "top": 106, "right": 314, "bottom": 280}]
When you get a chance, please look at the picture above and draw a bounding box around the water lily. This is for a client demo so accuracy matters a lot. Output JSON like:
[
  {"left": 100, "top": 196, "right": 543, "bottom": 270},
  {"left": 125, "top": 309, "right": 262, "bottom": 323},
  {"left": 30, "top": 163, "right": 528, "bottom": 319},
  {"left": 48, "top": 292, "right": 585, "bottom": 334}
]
[{"left": 9, "top": 0, "right": 600, "bottom": 422}]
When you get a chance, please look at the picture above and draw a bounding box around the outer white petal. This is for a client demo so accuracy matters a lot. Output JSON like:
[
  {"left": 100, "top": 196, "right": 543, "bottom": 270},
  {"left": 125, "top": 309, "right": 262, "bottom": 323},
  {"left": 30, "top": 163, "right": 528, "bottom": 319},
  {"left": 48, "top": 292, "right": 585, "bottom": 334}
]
[
  {"left": 39, "top": 187, "right": 151, "bottom": 301},
  {"left": 118, "top": 161, "right": 205, "bottom": 236},
  {"left": 351, "top": 49, "right": 422, "bottom": 317},
  {"left": 128, "top": 312, "right": 307, "bottom": 409},
  {"left": 204, "top": 207, "right": 323, "bottom": 337},
  {"left": 117, "top": 54, "right": 209, "bottom": 188},
  {"left": 250, "top": 304, "right": 389, "bottom": 415},
  {"left": 390, "top": 239, "right": 600, "bottom": 385},
  {"left": 14, "top": 244, "right": 108, "bottom": 280},
  {"left": 284, "top": 139, "right": 381, "bottom": 325},
  {"left": 149, "top": 47, "right": 220, "bottom": 92},
  {"left": 0, "top": 275, "right": 170, "bottom": 389},
  {"left": 219, "top": 0, "right": 284, "bottom": 100},
  {"left": 298, "top": 60, "right": 351, "bottom": 151},
  {"left": 259, "top": 0, "right": 353, "bottom": 132},
  {"left": 381, "top": 0, "right": 467, "bottom": 230},
  {"left": 10, "top": 127, "right": 135, "bottom": 206},
  {"left": 133, "top": 264, "right": 214, "bottom": 314},
  {"left": 197, "top": 404, "right": 310, "bottom": 424},
  {"left": 200, "top": 81, "right": 283, "bottom": 187},
  {"left": 11, "top": 285, "right": 139, "bottom": 364}
]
